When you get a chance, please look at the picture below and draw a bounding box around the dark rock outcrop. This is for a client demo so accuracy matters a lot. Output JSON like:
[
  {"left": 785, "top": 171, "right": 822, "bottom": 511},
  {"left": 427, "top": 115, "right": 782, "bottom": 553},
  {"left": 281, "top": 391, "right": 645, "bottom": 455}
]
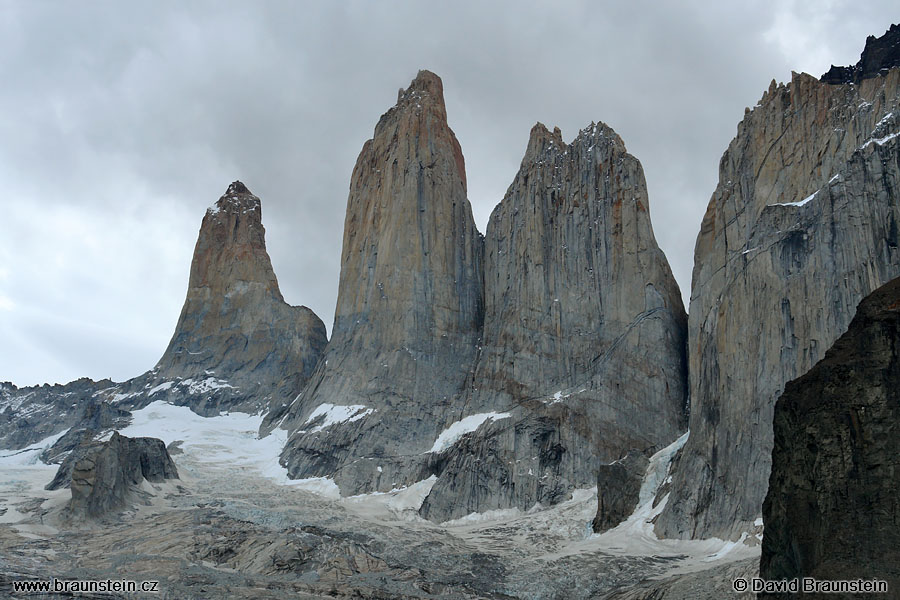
[
  {"left": 656, "top": 58, "right": 900, "bottom": 540},
  {"left": 278, "top": 70, "right": 485, "bottom": 495},
  {"left": 821, "top": 24, "right": 900, "bottom": 84},
  {"left": 759, "top": 277, "right": 900, "bottom": 596},
  {"left": 63, "top": 432, "right": 178, "bottom": 519},
  {"left": 592, "top": 450, "right": 649, "bottom": 534},
  {"left": 420, "top": 122, "right": 687, "bottom": 521}
]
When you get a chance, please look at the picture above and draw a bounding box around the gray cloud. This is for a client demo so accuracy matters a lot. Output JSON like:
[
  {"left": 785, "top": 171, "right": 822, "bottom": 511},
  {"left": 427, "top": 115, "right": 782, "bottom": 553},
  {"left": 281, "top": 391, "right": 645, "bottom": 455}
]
[{"left": 1, "top": 1, "right": 896, "bottom": 385}]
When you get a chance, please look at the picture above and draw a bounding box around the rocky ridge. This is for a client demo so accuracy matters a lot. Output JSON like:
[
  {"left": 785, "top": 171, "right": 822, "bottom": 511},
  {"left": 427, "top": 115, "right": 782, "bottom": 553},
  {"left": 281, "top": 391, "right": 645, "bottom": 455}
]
[
  {"left": 821, "top": 24, "right": 900, "bottom": 84},
  {"left": 656, "top": 58, "right": 900, "bottom": 539},
  {"left": 760, "top": 276, "right": 900, "bottom": 596}
]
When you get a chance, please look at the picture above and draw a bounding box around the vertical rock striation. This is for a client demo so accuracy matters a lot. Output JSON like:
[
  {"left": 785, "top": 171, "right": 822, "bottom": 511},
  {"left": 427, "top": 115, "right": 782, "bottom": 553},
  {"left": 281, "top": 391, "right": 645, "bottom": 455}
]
[
  {"left": 150, "top": 181, "right": 328, "bottom": 415},
  {"left": 760, "top": 277, "right": 900, "bottom": 597},
  {"left": 278, "top": 71, "right": 485, "bottom": 494},
  {"left": 420, "top": 122, "right": 687, "bottom": 521},
  {"left": 656, "top": 49, "right": 900, "bottom": 539}
]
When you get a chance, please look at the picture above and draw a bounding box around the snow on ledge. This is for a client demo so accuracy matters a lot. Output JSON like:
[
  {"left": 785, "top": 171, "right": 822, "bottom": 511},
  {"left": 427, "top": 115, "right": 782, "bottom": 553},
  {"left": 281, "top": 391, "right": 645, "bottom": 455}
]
[
  {"left": 861, "top": 130, "right": 900, "bottom": 149},
  {"left": 148, "top": 381, "right": 175, "bottom": 396},
  {"left": 772, "top": 190, "right": 817, "bottom": 207},
  {"left": 429, "top": 412, "right": 511, "bottom": 453},
  {"left": 300, "top": 403, "right": 374, "bottom": 433}
]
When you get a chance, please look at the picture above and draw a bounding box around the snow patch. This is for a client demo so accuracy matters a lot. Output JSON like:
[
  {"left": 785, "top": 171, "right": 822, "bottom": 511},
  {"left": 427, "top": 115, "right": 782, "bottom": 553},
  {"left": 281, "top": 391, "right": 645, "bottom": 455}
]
[
  {"left": 300, "top": 403, "right": 374, "bottom": 433},
  {"left": 287, "top": 477, "right": 341, "bottom": 499},
  {"left": 443, "top": 506, "right": 523, "bottom": 526},
  {"left": 119, "top": 401, "right": 300, "bottom": 487},
  {"left": 584, "top": 430, "right": 758, "bottom": 573},
  {"left": 773, "top": 190, "right": 816, "bottom": 207},
  {"left": 542, "top": 388, "right": 586, "bottom": 405},
  {"left": 429, "top": 412, "right": 510, "bottom": 453},
  {"left": 180, "top": 377, "right": 234, "bottom": 395},
  {"left": 638, "top": 431, "right": 689, "bottom": 506},
  {"left": 0, "top": 428, "right": 70, "bottom": 467},
  {"left": 148, "top": 381, "right": 174, "bottom": 396},
  {"left": 111, "top": 391, "right": 140, "bottom": 404},
  {"left": 343, "top": 475, "right": 437, "bottom": 516},
  {"left": 861, "top": 131, "right": 900, "bottom": 149},
  {"left": 875, "top": 111, "right": 895, "bottom": 129}
]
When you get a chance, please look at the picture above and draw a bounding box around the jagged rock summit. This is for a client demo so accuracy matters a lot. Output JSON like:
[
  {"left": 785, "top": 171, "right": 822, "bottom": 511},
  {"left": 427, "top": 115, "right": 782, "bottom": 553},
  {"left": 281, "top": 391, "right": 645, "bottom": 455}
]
[
  {"left": 656, "top": 36, "right": 900, "bottom": 540},
  {"left": 760, "top": 276, "right": 900, "bottom": 597},
  {"left": 821, "top": 24, "right": 900, "bottom": 84},
  {"left": 276, "top": 70, "right": 485, "bottom": 495}
]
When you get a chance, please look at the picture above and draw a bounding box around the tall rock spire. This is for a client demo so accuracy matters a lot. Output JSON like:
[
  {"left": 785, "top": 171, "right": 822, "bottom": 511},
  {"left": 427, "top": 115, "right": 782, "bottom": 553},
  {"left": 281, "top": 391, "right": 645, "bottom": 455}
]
[
  {"left": 420, "top": 121, "right": 688, "bottom": 521},
  {"left": 278, "top": 71, "right": 484, "bottom": 494},
  {"left": 154, "top": 181, "right": 327, "bottom": 415}
]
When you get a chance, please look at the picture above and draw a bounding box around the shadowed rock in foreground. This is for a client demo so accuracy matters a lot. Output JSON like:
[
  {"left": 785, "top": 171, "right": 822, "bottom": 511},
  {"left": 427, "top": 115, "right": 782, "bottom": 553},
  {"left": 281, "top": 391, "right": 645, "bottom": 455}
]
[{"left": 760, "top": 277, "right": 900, "bottom": 597}]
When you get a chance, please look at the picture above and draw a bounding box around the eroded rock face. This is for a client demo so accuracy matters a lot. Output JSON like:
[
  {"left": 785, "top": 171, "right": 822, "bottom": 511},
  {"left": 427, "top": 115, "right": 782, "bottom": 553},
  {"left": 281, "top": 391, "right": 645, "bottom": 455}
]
[
  {"left": 64, "top": 431, "right": 178, "bottom": 519},
  {"left": 420, "top": 122, "right": 687, "bottom": 521},
  {"left": 759, "top": 277, "right": 900, "bottom": 596},
  {"left": 656, "top": 65, "right": 900, "bottom": 540},
  {"left": 278, "top": 71, "right": 485, "bottom": 494},
  {"left": 149, "top": 181, "right": 327, "bottom": 415}
]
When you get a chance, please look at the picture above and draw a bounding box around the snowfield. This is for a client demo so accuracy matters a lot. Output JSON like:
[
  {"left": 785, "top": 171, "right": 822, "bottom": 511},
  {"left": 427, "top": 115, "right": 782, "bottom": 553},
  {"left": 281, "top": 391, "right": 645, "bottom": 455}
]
[{"left": 0, "top": 402, "right": 761, "bottom": 598}]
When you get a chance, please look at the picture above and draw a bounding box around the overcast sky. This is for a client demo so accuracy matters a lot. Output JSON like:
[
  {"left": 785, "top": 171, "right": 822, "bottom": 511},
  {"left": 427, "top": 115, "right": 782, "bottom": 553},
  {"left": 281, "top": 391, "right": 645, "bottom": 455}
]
[{"left": 1, "top": 2, "right": 896, "bottom": 387}]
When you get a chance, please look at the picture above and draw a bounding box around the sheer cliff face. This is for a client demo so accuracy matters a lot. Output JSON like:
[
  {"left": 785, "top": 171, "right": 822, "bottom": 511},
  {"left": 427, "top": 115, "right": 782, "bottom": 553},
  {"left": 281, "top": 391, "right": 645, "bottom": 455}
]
[
  {"left": 154, "top": 181, "right": 327, "bottom": 414},
  {"left": 333, "top": 70, "right": 483, "bottom": 345},
  {"left": 278, "top": 71, "right": 485, "bottom": 494},
  {"left": 656, "top": 68, "right": 900, "bottom": 540},
  {"left": 760, "top": 277, "right": 900, "bottom": 595},
  {"left": 419, "top": 123, "right": 688, "bottom": 521},
  {"left": 480, "top": 123, "right": 685, "bottom": 404}
]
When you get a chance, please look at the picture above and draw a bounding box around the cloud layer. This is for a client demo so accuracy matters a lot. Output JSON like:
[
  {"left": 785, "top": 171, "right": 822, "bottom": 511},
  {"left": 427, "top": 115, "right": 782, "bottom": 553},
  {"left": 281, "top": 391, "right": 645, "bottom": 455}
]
[{"left": 1, "top": 1, "right": 895, "bottom": 385}]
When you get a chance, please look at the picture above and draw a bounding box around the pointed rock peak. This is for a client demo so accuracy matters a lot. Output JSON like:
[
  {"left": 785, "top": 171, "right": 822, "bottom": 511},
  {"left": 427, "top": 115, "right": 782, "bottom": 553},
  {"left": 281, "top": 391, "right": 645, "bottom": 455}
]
[
  {"left": 524, "top": 122, "right": 565, "bottom": 162},
  {"left": 209, "top": 180, "right": 260, "bottom": 217},
  {"left": 575, "top": 120, "right": 625, "bottom": 148},
  {"left": 397, "top": 69, "right": 445, "bottom": 105},
  {"left": 226, "top": 180, "right": 251, "bottom": 196}
]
